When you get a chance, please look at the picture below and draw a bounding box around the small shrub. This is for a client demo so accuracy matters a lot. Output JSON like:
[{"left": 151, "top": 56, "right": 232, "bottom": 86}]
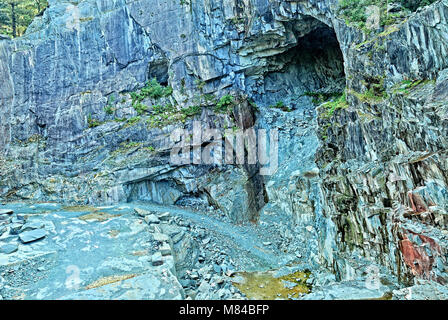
[
  {"left": 130, "top": 78, "right": 173, "bottom": 106},
  {"left": 104, "top": 105, "right": 115, "bottom": 115},
  {"left": 152, "top": 104, "right": 175, "bottom": 115},
  {"left": 181, "top": 105, "right": 202, "bottom": 117},
  {"left": 141, "top": 78, "right": 173, "bottom": 100},
  {"left": 269, "top": 101, "right": 292, "bottom": 112},
  {"left": 194, "top": 79, "right": 206, "bottom": 92},
  {"left": 214, "top": 95, "right": 235, "bottom": 113},
  {"left": 134, "top": 103, "right": 148, "bottom": 115},
  {"left": 127, "top": 116, "right": 141, "bottom": 126},
  {"left": 400, "top": 0, "right": 437, "bottom": 11},
  {"left": 320, "top": 92, "right": 349, "bottom": 118},
  {"left": 304, "top": 91, "right": 342, "bottom": 106},
  {"left": 87, "top": 114, "right": 102, "bottom": 128}
]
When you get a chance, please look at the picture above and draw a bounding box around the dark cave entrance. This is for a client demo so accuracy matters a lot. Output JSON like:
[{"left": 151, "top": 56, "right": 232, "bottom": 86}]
[{"left": 261, "top": 19, "right": 346, "bottom": 109}]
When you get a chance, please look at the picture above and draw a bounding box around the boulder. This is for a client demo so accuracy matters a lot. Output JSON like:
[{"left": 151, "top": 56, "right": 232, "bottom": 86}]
[
  {"left": 151, "top": 252, "right": 164, "bottom": 266},
  {"left": 134, "top": 208, "right": 153, "bottom": 217},
  {"left": 19, "top": 229, "right": 47, "bottom": 243},
  {"left": 10, "top": 223, "right": 24, "bottom": 235},
  {"left": 20, "top": 221, "right": 45, "bottom": 233},
  {"left": 0, "top": 243, "right": 18, "bottom": 254},
  {"left": 157, "top": 212, "right": 170, "bottom": 221},
  {"left": 144, "top": 214, "right": 160, "bottom": 225},
  {"left": 152, "top": 233, "right": 170, "bottom": 242},
  {"left": 160, "top": 243, "right": 172, "bottom": 256}
]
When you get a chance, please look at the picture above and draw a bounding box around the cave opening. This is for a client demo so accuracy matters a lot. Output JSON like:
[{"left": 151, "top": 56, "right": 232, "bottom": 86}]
[
  {"left": 247, "top": 18, "right": 347, "bottom": 227},
  {"left": 261, "top": 19, "right": 346, "bottom": 109}
]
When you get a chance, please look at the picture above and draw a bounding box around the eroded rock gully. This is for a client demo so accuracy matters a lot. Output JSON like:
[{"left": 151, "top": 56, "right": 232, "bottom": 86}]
[{"left": 1, "top": 0, "right": 448, "bottom": 300}]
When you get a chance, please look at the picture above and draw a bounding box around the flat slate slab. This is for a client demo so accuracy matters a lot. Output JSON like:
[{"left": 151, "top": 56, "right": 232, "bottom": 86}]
[
  {"left": 0, "top": 243, "right": 18, "bottom": 254},
  {"left": 19, "top": 229, "right": 47, "bottom": 243},
  {"left": 20, "top": 221, "right": 45, "bottom": 233},
  {"left": 0, "top": 209, "right": 13, "bottom": 215}
]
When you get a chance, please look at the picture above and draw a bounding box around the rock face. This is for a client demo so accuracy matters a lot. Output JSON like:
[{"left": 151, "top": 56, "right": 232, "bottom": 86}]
[{"left": 1, "top": 0, "right": 448, "bottom": 291}]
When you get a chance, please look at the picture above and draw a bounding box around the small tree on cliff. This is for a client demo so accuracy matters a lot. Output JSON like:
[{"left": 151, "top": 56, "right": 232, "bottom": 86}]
[{"left": 0, "top": 0, "right": 48, "bottom": 38}]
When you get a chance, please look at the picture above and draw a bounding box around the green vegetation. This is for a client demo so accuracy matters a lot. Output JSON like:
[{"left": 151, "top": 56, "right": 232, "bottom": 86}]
[
  {"left": 129, "top": 78, "right": 173, "bottom": 115},
  {"left": 180, "top": 78, "right": 186, "bottom": 95},
  {"left": 133, "top": 102, "right": 147, "bottom": 115},
  {"left": 352, "top": 77, "right": 388, "bottom": 102},
  {"left": 104, "top": 95, "right": 116, "bottom": 115},
  {"left": 339, "top": 0, "right": 402, "bottom": 30},
  {"left": 194, "top": 79, "right": 206, "bottom": 92},
  {"left": 230, "top": 17, "right": 245, "bottom": 26},
  {"left": 214, "top": 94, "right": 235, "bottom": 114},
  {"left": 146, "top": 103, "right": 202, "bottom": 128},
  {"left": 392, "top": 78, "right": 435, "bottom": 94},
  {"left": 126, "top": 116, "right": 141, "bottom": 126},
  {"left": 130, "top": 78, "right": 173, "bottom": 105},
  {"left": 304, "top": 91, "right": 343, "bottom": 106},
  {"left": 87, "top": 114, "right": 103, "bottom": 128},
  {"left": 355, "top": 24, "right": 399, "bottom": 50},
  {"left": 339, "top": 0, "right": 437, "bottom": 32},
  {"left": 0, "top": 0, "right": 48, "bottom": 37},
  {"left": 180, "top": 105, "right": 201, "bottom": 117},
  {"left": 268, "top": 101, "right": 292, "bottom": 112},
  {"left": 400, "top": 0, "right": 438, "bottom": 11},
  {"left": 320, "top": 92, "right": 349, "bottom": 118},
  {"left": 104, "top": 105, "right": 114, "bottom": 115}
]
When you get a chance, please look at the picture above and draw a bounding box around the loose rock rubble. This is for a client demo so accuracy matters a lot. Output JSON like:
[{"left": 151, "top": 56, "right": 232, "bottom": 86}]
[
  {"left": 0, "top": 208, "right": 47, "bottom": 254},
  {"left": 133, "top": 207, "right": 245, "bottom": 300}
]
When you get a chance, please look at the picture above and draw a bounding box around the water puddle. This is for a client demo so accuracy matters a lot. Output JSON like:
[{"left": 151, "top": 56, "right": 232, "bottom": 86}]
[
  {"left": 78, "top": 212, "right": 121, "bottom": 222},
  {"left": 62, "top": 205, "right": 98, "bottom": 212},
  {"left": 232, "top": 270, "right": 311, "bottom": 300}
]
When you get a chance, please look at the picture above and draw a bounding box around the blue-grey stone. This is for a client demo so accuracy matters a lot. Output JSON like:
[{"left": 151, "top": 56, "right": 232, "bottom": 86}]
[
  {"left": 19, "top": 229, "right": 47, "bottom": 243},
  {"left": 0, "top": 243, "right": 18, "bottom": 254}
]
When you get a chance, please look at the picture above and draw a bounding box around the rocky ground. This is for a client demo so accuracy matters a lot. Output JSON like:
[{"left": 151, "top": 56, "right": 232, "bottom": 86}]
[
  {"left": 2, "top": 201, "right": 445, "bottom": 300},
  {"left": 0, "top": 201, "right": 295, "bottom": 300}
]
